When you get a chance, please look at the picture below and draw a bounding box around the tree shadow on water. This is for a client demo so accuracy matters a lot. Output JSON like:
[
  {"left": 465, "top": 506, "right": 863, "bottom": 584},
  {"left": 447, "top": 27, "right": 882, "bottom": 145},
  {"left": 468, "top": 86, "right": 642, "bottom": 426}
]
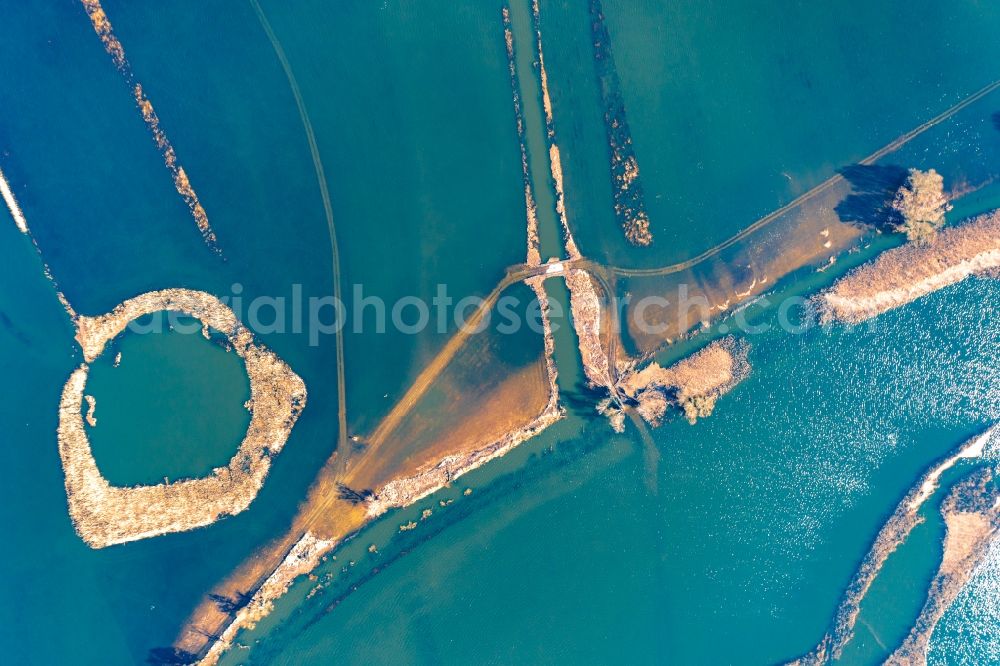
[
  {"left": 835, "top": 163, "right": 908, "bottom": 232},
  {"left": 991, "top": 111, "right": 1000, "bottom": 133}
]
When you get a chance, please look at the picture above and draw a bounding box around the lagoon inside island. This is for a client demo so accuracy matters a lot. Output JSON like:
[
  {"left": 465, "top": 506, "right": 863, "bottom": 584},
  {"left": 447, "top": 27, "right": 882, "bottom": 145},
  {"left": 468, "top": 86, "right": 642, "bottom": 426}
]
[
  {"left": 60, "top": 289, "right": 307, "bottom": 548},
  {"left": 2, "top": 0, "right": 1000, "bottom": 664}
]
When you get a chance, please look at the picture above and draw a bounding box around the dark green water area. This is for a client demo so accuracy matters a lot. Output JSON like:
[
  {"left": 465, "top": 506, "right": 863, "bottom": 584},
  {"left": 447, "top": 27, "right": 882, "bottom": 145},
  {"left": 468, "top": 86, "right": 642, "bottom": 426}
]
[{"left": 0, "top": 0, "right": 998, "bottom": 663}]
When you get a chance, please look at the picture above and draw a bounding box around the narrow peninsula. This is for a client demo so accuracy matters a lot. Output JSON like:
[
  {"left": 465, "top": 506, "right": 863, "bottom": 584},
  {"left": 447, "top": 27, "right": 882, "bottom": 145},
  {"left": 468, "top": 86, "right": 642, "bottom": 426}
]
[{"left": 819, "top": 210, "right": 1000, "bottom": 324}]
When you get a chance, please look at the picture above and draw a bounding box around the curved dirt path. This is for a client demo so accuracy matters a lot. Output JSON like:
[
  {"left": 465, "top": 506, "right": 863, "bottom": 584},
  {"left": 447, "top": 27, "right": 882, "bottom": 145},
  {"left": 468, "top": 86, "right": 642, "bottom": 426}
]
[{"left": 251, "top": 0, "right": 348, "bottom": 453}]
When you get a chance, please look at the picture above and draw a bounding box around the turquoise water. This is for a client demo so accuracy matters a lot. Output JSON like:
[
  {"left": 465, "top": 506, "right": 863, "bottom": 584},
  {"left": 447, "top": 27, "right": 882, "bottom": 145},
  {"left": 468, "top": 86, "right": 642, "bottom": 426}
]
[
  {"left": 0, "top": 0, "right": 341, "bottom": 658},
  {"left": 211, "top": 0, "right": 1000, "bottom": 649},
  {"left": 835, "top": 463, "right": 980, "bottom": 666},
  {"left": 1, "top": 0, "right": 998, "bottom": 664},
  {"left": 98, "top": 0, "right": 530, "bottom": 435},
  {"left": 506, "top": 0, "right": 565, "bottom": 262},
  {"left": 540, "top": 0, "right": 1000, "bottom": 267},
  {"left": 929, "top": 518, "right": 1000, "bottom": 663},
  {"left": 85, "top": 318, "right": 252, "bottom": 486},
  {"left": 0, "top": 0, "right": 529, "bottom": 662},
  {"left": 219, "top": 276, "right": 998, "bottom": 664}
]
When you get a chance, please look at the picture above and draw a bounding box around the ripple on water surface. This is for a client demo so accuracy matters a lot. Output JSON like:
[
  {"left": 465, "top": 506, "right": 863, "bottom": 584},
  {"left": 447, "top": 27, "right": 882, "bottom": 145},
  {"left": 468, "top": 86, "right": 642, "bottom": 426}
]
[{"left": 214, "top": 278, "right": 998, "bottom": 665}]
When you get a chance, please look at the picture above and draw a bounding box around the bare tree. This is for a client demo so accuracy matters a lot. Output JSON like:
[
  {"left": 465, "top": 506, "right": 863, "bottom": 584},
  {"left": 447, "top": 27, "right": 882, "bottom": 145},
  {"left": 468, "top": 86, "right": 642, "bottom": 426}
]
[{"left": 891, "top": 168, "right": 952, "bottom": 243}]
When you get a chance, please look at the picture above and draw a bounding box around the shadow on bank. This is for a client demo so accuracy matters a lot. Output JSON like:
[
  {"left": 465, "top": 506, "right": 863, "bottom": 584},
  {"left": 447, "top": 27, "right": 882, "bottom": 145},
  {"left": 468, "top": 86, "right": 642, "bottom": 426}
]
[{"left": 835, "top": 163, "right": 909, "bottom": 231}]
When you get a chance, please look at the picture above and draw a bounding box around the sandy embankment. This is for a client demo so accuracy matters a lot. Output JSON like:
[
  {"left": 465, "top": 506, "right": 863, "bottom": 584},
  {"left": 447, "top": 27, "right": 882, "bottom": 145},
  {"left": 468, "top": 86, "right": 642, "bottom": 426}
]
[
  {"left": 200, "top": 375, "right": 564, "bottom": 665},
  {"left": 80, "top": 0, "right": 219, "bottom": 252},
  {"left": 790, "top": 425, "right": 997, "bottom": 664},
  {"left": 197, "top": 532, "right": 336, "bottom": 665},
  {"left": 502, "top": 6, "right": 542, "bottom": 268},
  {"left": 58, "top": 289, "right": 306, "bottom": 548},
  {"left": 618, "top": 337, "right": 751, "bottom": 426},
  {"left": 0, "top": 166, "right": 28, "bottom": 234},
  {"left": 367, "top": 276, "right": 561, "bottom": 516},
  {"left": 364, "top": 407, "right": 562, "bottom": 516},
  {"left": 887, "top": 468, "right": 1000, "bottom": 666},
  {"left": 819, "top": 210, "right": 1000, "bottom": 324},
  {"left": 189, "top": 277, "right": 564, "bottom": 664},
  {"left": 563, "top": 268, "right": 612, "bottom": 389},
  {"left": 623, "top": 177, "right": 864, "bottom": 354},
  {"left": 531, "top": 0, "right": 581, "bottom": 259}
]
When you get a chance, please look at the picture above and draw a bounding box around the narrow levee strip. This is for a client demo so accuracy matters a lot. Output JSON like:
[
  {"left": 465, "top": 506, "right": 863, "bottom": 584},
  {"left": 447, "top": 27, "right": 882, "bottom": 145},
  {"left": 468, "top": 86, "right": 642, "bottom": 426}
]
[
  {"left": 79, "top": 0, "right": 221, "bottom": 253},
  {"left": 0, "top": 166, "right": 28, "bottom": 233},
  {"left": 530, "top": 0, "right": 581, "bottom": 258},
  {"left": 790, "top": 425, "right": 998, "bottom": 664},
  {"left": 818, "top": 210, "right": 1000, "bottom": 324},
  {"left": 502, "top": 4, "right": 542, "bottom": 267},
  {"left": 612, "top": 77, "right": 1000, "bottom": 278},
  {"left": 0, "top": 166, "right": 78, "bottom": 319},
  {"left": 321, "top": 274, "right": 515, "bottom": 504}
]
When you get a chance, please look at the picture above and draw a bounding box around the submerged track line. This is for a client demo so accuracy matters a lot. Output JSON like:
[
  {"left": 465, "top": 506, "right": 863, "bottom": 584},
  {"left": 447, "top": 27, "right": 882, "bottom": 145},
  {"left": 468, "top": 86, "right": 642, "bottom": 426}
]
[
  {"left": 251, "top": 0, "right": 348, "bottom": 456},
  {"left": 295, "top": 275, "right": 515, "bottom": 536},
  {"left": 329, "top": 275, "right": 515, "bottom": 492},
  {"left": 610, "top": 77, "right": 1000, "bottom": 278}
]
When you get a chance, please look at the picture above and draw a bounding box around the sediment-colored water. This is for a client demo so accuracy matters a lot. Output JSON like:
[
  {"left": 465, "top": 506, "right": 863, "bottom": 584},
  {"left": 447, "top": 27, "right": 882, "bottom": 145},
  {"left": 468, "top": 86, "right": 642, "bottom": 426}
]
[{"left": 2, "top": 0, "right": 999, "bottom": 664}]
